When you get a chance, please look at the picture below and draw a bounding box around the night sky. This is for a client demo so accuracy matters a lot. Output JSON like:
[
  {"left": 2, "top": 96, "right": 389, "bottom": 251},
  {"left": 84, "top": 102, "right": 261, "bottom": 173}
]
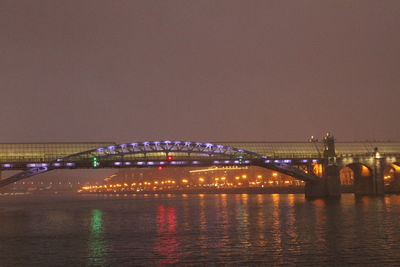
[{"left": 1, "top": 1, "right": 400, "bottom": 143}]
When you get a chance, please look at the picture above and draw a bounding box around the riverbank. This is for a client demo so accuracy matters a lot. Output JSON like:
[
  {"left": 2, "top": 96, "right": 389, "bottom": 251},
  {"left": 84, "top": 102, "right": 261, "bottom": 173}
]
[{"left": 78, "top": 185, "right": 400, "bottom": 195}]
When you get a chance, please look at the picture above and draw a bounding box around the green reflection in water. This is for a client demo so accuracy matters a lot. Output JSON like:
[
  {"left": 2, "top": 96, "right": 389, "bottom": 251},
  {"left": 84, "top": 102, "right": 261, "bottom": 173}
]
[
  {"left": 91, "top": 209, "right": 103, "bottom": 236},
  {"left": 88, "top": 209, "right": 106, "bottom": 266}
]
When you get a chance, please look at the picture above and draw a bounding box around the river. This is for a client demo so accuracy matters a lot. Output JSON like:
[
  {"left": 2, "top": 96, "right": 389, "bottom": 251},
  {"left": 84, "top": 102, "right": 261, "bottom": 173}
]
[{"left": 1, "top": 193, "right": 400, "bottom": 266}]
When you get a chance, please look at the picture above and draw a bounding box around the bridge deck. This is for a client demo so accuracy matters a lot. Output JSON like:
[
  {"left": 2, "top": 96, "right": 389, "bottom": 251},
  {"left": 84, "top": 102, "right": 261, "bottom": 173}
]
[{"left": 0, "top": 141, "right": 399, "bottom": 163}]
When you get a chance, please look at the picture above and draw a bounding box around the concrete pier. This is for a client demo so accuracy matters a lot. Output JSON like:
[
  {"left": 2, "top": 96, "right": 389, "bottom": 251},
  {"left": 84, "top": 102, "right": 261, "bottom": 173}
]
[{"left": 305, "top": 165, "right": 341, "bottom": 199}]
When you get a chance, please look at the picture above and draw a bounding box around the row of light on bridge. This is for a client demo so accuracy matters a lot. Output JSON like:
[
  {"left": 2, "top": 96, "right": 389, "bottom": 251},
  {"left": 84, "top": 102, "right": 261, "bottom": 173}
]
[
  {"left": 0, "top": 163, "right": 75, "bottom": 168},
  {"left": 112, "top": 160, "right": 252, "bottom": 167},
  {"left": 111, "top": 159, "right": 319, "bottom": 166},
  {"left": 0, "top": 159, "right": 320, "bottom": 169}
]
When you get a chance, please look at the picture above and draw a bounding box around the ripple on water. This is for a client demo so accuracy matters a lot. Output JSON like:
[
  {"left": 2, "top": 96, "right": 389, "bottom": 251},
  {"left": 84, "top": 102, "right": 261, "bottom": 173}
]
[{"left": 0, "top": 194, "right": 400, "bottom": 266}]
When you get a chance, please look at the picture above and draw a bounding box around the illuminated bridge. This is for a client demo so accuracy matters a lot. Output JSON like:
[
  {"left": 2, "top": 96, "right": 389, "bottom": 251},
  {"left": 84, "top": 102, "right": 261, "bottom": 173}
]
[{"left": 1, "top": 135, "right": 400, "bottom": 198}]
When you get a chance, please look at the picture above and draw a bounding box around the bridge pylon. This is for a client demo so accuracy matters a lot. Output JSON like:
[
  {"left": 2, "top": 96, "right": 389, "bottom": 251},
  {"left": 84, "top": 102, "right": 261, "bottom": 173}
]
[{"left": 305, "top": 133, "right": 341, "bottom": 199}]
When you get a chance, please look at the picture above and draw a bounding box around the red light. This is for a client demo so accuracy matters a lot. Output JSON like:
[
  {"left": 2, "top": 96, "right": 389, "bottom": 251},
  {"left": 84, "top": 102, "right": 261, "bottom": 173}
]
[
  {"left": 158, "top": 166, "right": 164, "bottom": 170},
  {"left": 167, "top": 155, "right": 173, "bottom": 161}
]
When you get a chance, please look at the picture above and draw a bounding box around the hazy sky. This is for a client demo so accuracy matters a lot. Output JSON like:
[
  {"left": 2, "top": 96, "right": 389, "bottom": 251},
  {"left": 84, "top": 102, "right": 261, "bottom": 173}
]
[{"left": 1, "top": 1, "right": 399, "bottom": 143}]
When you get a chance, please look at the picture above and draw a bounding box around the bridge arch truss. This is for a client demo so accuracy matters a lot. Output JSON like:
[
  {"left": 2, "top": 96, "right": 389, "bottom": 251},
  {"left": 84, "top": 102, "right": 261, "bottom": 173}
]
[{"left": 0, "top": 141, "right": 320, "bottom": 188}]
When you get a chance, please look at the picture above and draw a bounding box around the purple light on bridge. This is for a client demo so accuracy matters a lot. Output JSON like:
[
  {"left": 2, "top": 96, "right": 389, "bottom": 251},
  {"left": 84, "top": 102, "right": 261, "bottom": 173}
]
[
  {"left": 283, "top": 160, "right": 292, "bottom": 163},
  {"left": 114, "top": 162, "right": 122, "bottom": 166},
  {"left": 27, "top": 163, "right": 48, "bottom": 167},
  {"left": 234, "top": 160, "right": 240, "bottom": 164},
  {"left": 124, "top": 162, "right": 131, "bottom": 166},
  {"left": 192, "top": 161, "right": 200, "bottom": 164},
  {"left": 238, "top": 149, "right": 244, "bottom": 153},
  {"left": 52, "top": 163, "right": 61, "bottom": 167},
  {"left": 147, "top": 162, "right": 154, "bottom": 165},
  {"left": 119, "top": 144, "right": 127, "bottom": 150},
  {"left": 265, "top": 160, "right": 271, "bottom": 163},
  {"left": 302, "top": 159, "right": 308, "bottom": 163},
  {"left": 244, "top": 160, "right": 250, "bottom": 164},
  {"left": 224, "top": 160, "right": 230, "bottom": 164},
  {"left": 65, "top": 163, "right": 75, "bottom": 167},
  {"left": 312, "top": 159, "right": 318, "bottom": 163},
  {"left": 274, "top": 160, "right": 280, "bottom": 163},
  {"left": 2, "top": 164, "right": 12, "bottom": 168},
  {"left": 170, "top": 161, "right": 186, "bottom": 165},
  {"left": 159, "top": 161, "right": 166, "bottom": 165},
  {"left": 137, "top": 162, "right": 145, "bottom": 165},
  {"left": 213, "top": 160, "right": 220, "bottom": 164}
]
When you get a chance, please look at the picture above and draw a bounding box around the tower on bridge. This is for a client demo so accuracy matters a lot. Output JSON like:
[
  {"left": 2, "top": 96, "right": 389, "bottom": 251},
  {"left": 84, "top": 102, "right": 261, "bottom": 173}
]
[{"left": 305, "top": 133, "right": 341, "bottom": 199}]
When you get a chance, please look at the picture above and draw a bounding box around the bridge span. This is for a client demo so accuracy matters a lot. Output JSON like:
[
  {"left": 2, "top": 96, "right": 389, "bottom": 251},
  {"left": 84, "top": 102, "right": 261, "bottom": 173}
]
[{"left": 1, "top": 135, "right": 400, "bottom": 199}]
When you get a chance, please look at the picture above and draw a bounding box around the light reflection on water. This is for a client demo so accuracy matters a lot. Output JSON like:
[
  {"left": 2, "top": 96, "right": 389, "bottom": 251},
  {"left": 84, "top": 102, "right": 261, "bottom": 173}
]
[
  {"left": 154, "top": 205, "right": 179, "bottom": 266},
  {"left": 1, "top": 194, "right": 400, "bottom": 265},
  {"left": 88, "top": 209, "right": 106, "bottom": 266}
]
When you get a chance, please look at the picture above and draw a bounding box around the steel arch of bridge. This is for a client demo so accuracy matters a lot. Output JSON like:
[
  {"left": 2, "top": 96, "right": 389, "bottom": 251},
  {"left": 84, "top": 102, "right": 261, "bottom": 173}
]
[
  {"left": 59, "top": 140, "right": 265, "bottom": 161},
  {"left": 0, "top": 141, "right": 320, "bottom": 188}
]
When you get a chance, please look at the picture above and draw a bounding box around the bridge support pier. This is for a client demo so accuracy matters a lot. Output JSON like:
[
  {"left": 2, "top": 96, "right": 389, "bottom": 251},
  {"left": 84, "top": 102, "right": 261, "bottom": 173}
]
[
  {"left": 372, "top": 157, "right": 385, "bottom": 196},
  {"left": 354, "top": 154, "right": 385, "bottom": 196},
  {"left": 388, "top": 172, "right": 400, "bottom": 192},
  {"left": 304, "top": 165, "right": 341, "bottom": 199}
]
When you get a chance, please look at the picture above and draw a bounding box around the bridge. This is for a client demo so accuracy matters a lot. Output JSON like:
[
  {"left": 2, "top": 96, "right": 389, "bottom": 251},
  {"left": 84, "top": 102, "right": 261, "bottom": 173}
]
[{"left": 1, "top": 134, "right": 400, "bottom": 199}]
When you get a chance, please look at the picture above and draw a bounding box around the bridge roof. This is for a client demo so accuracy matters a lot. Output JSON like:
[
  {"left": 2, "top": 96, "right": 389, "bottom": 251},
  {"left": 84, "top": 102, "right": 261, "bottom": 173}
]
[
  {"left": 220, "top": 142, "right": 400, "bottom": 158},
  {"left": 0, "top": 142, "right": 115, "bottom": 162},
  {"left": 0, "top": 141, "right": 399, "bottom": 162}
]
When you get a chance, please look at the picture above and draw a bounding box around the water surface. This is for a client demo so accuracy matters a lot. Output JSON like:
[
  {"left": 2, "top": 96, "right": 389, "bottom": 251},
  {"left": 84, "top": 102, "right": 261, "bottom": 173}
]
[{"left": 1, "top": 193, "right": 400, "bottom": 266}]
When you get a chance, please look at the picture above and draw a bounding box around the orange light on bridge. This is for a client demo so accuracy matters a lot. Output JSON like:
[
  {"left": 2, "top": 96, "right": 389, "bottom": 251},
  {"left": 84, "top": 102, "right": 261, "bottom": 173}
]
[
  {"left": 391, "top": 164, "right": 400, "bottom": 173},
  {"left": 312, "top": 163, "right": 323, "bottom": 177},
  {"left": 199, "top": 177, "right": 205, "bottom": 182},
  {"left": 182, "top": 179, "right": 188, "bottom": 183},
  {"left": 361, "top": 165, "right": 370, "bottom": 177}
]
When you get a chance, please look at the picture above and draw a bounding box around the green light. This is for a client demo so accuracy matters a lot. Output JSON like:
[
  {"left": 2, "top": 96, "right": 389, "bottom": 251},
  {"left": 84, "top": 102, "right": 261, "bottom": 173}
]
[
  {"left": 89, "top": 209, "right": 106, "bottom": 266},
  {"left": 91, "top": 209, "right": 103, "bottom": 235},
  {"left": 92, "top": 157, "right": 99, "bottom": 168}
]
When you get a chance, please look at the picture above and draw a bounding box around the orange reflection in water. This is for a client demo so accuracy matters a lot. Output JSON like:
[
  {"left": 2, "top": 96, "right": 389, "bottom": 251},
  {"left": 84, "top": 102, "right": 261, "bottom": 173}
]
[
  {"left": 271, "top": 194, "right": 282, "bottom": 250},
  {"left": 154, "top": 205, "right": 180, "bottom": 266},
  {"left": 235, "top": 194, "right": 250, "bottom": 247},
  {"left": 198, "top": 194, "right": 208, "bottom": 249}
]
